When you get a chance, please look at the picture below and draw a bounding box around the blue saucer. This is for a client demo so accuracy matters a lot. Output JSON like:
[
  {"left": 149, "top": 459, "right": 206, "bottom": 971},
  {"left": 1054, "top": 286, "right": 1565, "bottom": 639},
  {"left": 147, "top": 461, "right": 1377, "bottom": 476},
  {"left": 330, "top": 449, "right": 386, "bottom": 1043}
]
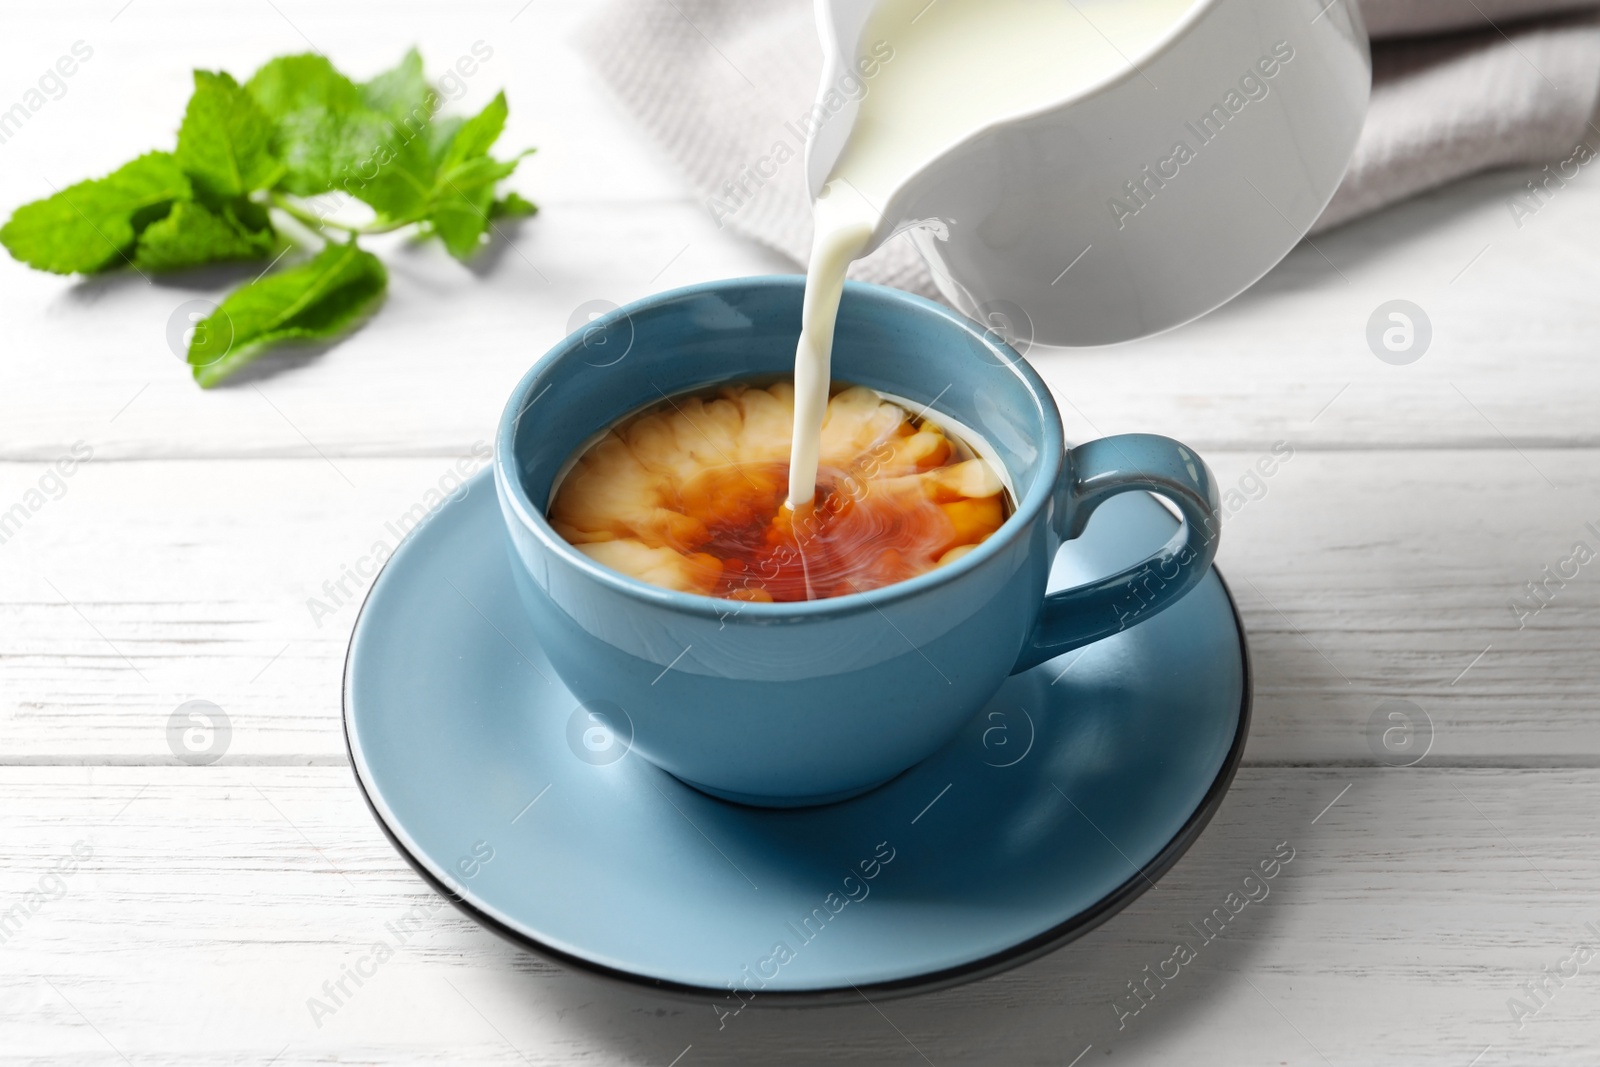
[{"left": 344, "top": 468, "right": 1250, "bottom": 1002}]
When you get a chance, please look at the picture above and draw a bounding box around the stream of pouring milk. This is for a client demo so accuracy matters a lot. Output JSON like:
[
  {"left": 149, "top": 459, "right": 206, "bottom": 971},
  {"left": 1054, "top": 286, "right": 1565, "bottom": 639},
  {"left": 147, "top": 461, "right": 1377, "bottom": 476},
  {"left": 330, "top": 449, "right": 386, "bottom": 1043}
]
[{"left": 786, "top": 0, "right": 1195, "bottom": 507}]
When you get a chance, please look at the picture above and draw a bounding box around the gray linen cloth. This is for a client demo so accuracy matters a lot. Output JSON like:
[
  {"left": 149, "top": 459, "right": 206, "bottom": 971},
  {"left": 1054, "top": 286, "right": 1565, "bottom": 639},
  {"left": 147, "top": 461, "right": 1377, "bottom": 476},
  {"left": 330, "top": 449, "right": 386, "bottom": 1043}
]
[{"left": 578, "top": 0, "right": 1600, "bottom": 294}]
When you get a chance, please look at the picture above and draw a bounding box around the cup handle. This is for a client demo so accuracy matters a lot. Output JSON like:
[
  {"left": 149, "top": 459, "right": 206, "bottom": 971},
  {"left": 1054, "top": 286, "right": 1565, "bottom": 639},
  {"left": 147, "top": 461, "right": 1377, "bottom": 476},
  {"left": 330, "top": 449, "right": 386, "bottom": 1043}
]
[{"left": 1011, "top": 434, "right": 1222, "bottom": 675}]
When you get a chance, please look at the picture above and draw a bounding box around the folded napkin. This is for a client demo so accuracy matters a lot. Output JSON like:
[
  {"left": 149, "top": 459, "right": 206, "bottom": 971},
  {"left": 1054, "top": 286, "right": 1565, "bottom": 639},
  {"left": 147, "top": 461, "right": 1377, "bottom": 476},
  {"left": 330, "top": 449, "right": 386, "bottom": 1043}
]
[
  {"left": 579, "top": 0, "right": 1600, "bottom": 294},
  {"left": 1362, "top": 0, "right": 1597, "bottom": 36},
  {"left": 1319, "top": 1, "right": 1600, "bottom": 228}
]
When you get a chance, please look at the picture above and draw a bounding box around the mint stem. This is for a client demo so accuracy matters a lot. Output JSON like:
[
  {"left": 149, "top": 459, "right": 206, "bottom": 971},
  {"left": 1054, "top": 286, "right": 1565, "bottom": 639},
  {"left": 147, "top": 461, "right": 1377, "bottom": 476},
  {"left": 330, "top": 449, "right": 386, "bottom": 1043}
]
[{"left": 267, "top": 191, "right": 414, "bottom": 236}]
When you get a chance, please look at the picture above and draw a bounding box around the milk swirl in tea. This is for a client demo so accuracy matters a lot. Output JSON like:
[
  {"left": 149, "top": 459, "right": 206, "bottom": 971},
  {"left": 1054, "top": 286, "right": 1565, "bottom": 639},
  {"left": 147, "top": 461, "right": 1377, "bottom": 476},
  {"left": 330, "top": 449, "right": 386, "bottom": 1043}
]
[{"left": 550, "top": 382, "right": 1009, "bottom": 601}]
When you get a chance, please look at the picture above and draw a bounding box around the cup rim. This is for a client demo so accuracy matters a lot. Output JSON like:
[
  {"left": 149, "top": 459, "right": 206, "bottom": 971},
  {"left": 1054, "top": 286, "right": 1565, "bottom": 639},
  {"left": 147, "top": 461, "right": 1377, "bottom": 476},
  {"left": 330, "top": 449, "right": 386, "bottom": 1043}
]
[{"left": 495, "top": 275, "right": 1065, "bottom": 621}]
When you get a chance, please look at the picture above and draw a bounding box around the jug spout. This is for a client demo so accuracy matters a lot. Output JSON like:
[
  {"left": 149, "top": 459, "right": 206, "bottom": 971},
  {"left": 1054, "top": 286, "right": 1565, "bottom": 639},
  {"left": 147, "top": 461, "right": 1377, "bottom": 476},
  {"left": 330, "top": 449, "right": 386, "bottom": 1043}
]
[
  {"left": 804, "top": 0, "right": 878, "bottom": 208},
  {"left": 806, "top": 0, "right": 992, "bottom": 256},
  {"left": 804, "top": 0, "right": 1370, "bottom": 348}
]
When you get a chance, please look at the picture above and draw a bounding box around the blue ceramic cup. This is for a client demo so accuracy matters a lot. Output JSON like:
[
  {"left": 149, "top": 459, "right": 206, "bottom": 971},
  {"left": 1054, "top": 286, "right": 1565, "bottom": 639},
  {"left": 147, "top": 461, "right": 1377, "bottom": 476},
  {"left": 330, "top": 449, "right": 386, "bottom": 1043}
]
[{"left": 495, "top": 277, "right": 1221, "bottom": 807}]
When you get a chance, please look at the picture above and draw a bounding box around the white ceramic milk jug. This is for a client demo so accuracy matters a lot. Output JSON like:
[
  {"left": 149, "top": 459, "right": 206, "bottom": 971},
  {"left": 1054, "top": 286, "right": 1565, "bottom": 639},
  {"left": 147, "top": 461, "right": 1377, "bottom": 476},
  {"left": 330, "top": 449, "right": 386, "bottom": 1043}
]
[{"left": 806, "top": 0, "right": 1371, "bottom": 347}]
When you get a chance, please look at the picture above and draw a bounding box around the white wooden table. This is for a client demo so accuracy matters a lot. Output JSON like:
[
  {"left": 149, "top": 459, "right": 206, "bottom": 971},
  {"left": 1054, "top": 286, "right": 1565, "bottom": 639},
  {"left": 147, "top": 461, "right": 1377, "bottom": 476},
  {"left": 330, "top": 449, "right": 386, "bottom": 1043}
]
[{"left": 4, "top": 2, "right": 1599, "bottom": 1063}]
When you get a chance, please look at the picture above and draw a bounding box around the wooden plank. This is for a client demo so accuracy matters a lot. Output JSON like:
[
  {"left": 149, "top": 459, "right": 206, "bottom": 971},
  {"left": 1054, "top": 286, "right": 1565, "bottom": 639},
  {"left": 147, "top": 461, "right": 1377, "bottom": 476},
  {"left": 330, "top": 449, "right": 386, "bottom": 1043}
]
[
  {"left": 0, "top": 766, "right": 1595, "bottom": 1064},
  {"left": 2, "top": 451, "right": 1596, "bottom": 764},
  {"left": 1215, "top": 446, "right": 1600, "bottom": 767}
]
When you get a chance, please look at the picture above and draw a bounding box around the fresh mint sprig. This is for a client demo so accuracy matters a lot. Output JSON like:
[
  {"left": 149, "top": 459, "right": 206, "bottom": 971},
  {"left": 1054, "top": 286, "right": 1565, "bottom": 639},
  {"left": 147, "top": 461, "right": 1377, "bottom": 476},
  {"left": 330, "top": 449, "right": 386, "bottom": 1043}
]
[{"left": 0, "top": 49, "right": 535, "bottom": 387}]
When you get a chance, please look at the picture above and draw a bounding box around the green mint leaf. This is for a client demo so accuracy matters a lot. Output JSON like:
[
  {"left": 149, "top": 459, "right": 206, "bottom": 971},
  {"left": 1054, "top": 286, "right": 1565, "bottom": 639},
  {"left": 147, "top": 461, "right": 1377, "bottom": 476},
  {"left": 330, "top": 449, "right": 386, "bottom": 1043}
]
[
  {"left": 345, "top": 133, "right": 436, "bottom": 222},
  {"left": 276, "top": 107, "right": 395, "bottom": 196},
  {"left": 228, "top": 195, "right": 275, "bottom": 236},
  {"left": 430, "top": 156, "right": 519, "bottom": 259},
  {"left": 361, "top": 48, "right": 432, "bottom": 125},
  {"left": 248, "top": 52, "right": 440, "bottom": 213},
  {"left": 0, "top": 152, "right": 191, "bottom": 274},
  {"left": 330, "top": 51, "right": 442, "bottom": 221},
  {"left": 175, "top": 70, "right": 280, "bottom": 198},
  {"left": 245, "top": 54, "right": 363, "bottom": 119},
  {"left": 132, "top": 199, "right": 276, "bottom": 272},
  {"left": 246, "top": 54, "right": 389, "bottom": 197},
  {"left": 190, "top": 240, "right": 386, "bottom": 387},
  {"left": 439, "top": 91, "right": 507, "bottom": 170},
  {"left": 490, "top": 191, "right": 537, "bottom": 219},
  {"left": 426, "top": 115, "right": 465, "bottom": 164},
  {"left": 424, "top": 93, "right": 532, "bottom": 259}
]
